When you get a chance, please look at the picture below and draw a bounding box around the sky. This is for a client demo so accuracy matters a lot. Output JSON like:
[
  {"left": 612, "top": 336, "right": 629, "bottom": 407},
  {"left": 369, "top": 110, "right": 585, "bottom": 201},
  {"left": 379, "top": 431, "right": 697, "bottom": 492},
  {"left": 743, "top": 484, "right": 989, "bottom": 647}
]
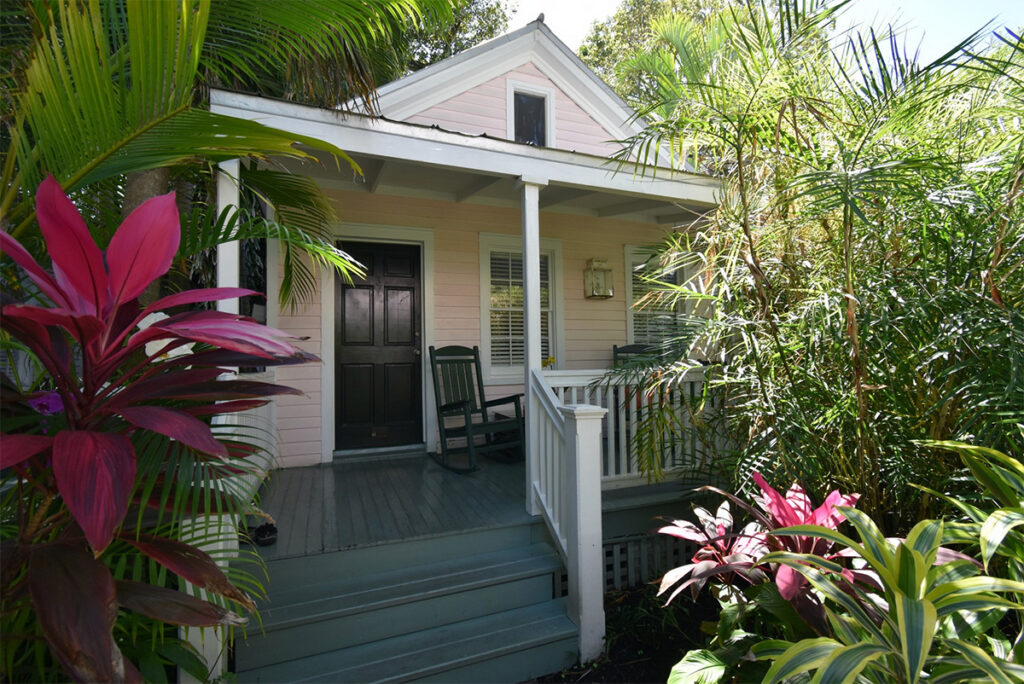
[{"left": 508, "top": 0, "right": 1023, "bottom": 63}]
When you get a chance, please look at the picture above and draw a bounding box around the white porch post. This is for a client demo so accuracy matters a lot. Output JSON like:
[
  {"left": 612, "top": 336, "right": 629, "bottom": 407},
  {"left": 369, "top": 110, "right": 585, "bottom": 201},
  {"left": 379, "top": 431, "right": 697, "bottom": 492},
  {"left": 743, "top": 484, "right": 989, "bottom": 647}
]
[
  {"left": 560, "top": 404, "right": 607, "bottom": 662},
  {"left": 518, "top": 175, "right": 547, "bottom": 516},
  {"left": 216, "top": 159, "right": 241, "bottom": 312},
  {"left": 180, "top": 159, "right": 241, "bottom": 683}
]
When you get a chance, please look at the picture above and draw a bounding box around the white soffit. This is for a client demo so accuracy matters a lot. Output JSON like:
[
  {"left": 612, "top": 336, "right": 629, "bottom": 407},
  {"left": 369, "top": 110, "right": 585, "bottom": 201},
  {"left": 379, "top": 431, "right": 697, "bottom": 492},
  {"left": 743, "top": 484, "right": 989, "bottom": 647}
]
[
  {"left": 374, "top": 21, "right": 645, "bottom": 145},
  {"left": 210, "top": 90, "right": 720, "bottom": 207}
]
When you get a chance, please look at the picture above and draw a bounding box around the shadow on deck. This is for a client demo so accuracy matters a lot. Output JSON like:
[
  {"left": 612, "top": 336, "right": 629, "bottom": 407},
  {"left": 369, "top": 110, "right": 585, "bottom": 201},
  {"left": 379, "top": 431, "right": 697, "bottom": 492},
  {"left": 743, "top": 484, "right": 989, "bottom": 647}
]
[{"left": 252, "top": 453, "right": 532, "bottom": 561}]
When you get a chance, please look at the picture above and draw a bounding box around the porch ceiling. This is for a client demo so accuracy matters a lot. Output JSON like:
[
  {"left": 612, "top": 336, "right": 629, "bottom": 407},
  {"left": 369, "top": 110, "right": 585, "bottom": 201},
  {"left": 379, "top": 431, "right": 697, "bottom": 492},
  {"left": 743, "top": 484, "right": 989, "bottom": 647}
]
[{"left": 307, "top": 153, "right": 712, "bottom": 225}]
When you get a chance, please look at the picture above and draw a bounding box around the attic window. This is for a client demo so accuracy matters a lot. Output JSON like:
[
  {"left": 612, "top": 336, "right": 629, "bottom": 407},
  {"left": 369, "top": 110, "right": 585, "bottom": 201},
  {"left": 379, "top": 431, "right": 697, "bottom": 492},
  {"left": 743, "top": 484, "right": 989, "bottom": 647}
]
[{"left": 513, "top": 92, "right": 546, "bottom": 146}]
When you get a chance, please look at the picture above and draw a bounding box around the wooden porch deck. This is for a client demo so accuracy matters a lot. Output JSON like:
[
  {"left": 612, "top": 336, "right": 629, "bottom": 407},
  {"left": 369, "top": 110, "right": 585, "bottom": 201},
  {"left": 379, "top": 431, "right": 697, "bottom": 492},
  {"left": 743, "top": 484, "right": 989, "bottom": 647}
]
[{"left": 251, "top": 453, "right": 533, "bottom": 561}]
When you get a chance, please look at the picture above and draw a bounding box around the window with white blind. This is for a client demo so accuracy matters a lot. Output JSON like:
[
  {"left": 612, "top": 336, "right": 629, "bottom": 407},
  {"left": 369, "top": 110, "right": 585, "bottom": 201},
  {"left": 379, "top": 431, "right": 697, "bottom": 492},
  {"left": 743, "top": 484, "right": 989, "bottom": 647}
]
[
  {"left": 480, "top": 234, "right": 562, "bottom": 382},
  {"left": 625, "top": 246, "right": 686, "bottom": 344}
]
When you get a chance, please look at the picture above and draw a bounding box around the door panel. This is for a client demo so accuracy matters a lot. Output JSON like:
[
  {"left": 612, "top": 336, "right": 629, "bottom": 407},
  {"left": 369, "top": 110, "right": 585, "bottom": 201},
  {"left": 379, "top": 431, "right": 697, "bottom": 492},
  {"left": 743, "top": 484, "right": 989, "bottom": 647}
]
[{"left": 336, "top": 242, "right": 422, "bottom": 450}]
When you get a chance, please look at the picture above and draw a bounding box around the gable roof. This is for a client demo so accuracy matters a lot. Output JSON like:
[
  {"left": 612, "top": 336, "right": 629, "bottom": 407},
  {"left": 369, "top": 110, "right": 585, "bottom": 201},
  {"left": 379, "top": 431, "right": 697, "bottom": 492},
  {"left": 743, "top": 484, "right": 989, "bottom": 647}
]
[{"left": 373, "top": 19, "right": 646, "bottom": 147}]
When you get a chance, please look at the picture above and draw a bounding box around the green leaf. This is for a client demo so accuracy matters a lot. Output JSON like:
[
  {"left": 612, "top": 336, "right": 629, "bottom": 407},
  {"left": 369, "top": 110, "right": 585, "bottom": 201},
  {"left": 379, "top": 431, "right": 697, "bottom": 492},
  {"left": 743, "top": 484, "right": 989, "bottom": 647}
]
[
  {"left": 842, "top": 508, "right": 896, "bottom": 572},
  {"left": 927, "top": 576, "right": 1024, "bottom": 604},
  {"left": 751, "top": 639, "right": 794, "bottom": 660},
  {"left": 762, "top": 553, "right": 892, "bottom": 647},
  {"left": 763, "top": 638, "right": 841, "bottom": 684},
  {"left": 668, "top": 649, "right": 727, "bottom": 684},
  {"left": 980, "top": 508, "right": 1024, "bottom": 570},
  {"left": 894, "top": 592, "right": 937, "bottom": 684},
  {"left": 943, "top": 639, "right": 1015, "bottom": 684},
  {"left": 894, "top": 543, "right": 928, "bottom": 599},
  {"left": 810, "top": 642, "right": 887, "bottom": 684},
  {"left": 935, "top": 595, "right": 1020, "bottom": 619},
  {"left": 905, "top": 519, "right": 943, "bottom": 566}
]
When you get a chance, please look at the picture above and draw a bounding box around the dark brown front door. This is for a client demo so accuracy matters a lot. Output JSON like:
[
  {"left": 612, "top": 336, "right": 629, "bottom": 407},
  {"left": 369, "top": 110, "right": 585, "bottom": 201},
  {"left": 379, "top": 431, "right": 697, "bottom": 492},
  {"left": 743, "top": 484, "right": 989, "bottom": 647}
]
[{"left": 335, "top": 241, "right": 422, "bottom": 450}]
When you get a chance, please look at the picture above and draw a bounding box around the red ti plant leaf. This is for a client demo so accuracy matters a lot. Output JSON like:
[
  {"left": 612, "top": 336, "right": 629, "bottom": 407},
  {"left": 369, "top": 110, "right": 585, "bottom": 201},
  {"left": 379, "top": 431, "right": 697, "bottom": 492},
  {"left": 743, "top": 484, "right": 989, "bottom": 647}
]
[
  {"left": 115, "top": 580, "right": 248, "bottom": 627},
  {"left": 116, "top": 406, "right": 227, "bottom": 458},
  {"left": 106, "top": 192, "right": 179, "bottom": 309},
  {"left": 143, "top": 287, "right": 259, "bottom": 315},
  {"left": 0, "top": 434, "right": 54, "bottom": 468},
  {"left": 126, "top": 536, "right": 255, "bottom": 611},
  {"left": 35, "top": 175, "right": 109, "bottom": 316},
  {"left": 28, "top": 542, "right": 118, "bottom": 682},
  {"left": 184, "top": 399, "right": 270, "bottom": 417},
  {"left": 2, "top": 305, "right": 106, "bottom": 345},
  {"left": 0, "top": 230, "right": 70, "bottom": 308},
  {"left": 53, "top": 431, "right": 136, "bottom": 555}
]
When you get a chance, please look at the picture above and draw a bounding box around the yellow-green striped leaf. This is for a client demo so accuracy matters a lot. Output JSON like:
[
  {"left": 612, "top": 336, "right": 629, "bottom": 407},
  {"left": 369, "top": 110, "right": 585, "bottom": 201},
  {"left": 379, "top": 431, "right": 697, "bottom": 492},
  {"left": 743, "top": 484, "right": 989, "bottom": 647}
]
[
  {"left": 763, "top": 638, "right": 841, "bottom": 684},
  {"left": 894, "top": 593, "right": 937, "bottom": 684},
  {"left": 980, "top": 508, "right": 1024, "bottom": 570},
  {"left": 810, "top": 642, "right": 888, "bottom": 684}
]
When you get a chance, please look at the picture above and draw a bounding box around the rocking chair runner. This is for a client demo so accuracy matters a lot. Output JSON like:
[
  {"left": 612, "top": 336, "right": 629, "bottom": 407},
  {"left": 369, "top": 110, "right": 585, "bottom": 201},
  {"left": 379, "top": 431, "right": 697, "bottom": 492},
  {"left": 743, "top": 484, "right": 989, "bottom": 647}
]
[{"left": 429, "top": 345, "right": 524, "bottom": 472}]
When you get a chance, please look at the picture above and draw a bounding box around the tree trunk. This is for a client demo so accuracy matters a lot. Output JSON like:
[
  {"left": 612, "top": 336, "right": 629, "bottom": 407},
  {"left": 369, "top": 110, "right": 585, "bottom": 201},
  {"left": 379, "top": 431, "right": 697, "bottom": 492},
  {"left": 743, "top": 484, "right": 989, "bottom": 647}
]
[{"left": 122, "top": 168, "right": 171, "bottom": 306}]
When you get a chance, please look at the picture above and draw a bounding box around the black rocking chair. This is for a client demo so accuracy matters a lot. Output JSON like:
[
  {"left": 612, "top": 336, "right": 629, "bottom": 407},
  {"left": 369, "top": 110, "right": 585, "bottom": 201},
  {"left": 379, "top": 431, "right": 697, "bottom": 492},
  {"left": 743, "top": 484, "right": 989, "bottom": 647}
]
[{"left": 429, "top": 345, "right": 524, "bottom": 472}]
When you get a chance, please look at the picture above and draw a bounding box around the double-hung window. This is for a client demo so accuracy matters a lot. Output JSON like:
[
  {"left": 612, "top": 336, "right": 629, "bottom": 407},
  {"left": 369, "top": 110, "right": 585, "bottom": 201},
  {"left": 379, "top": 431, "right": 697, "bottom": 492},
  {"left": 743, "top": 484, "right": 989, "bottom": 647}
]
[
  {"left": 625, "top": 246, "right": 688, "bottom": 344},
  {"left": 480, "top": 234, "right": 562, "bottom": 382}
]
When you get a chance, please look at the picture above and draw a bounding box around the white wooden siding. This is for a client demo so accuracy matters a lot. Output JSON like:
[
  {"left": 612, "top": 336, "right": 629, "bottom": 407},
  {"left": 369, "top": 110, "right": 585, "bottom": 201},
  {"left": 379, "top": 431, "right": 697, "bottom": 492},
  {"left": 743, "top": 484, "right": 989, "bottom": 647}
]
[
  {"left": 271, "top": 189, "right": 670, "bottom": 467},
  {"left": 405, "top": 62, "right": 622, "bottom": 157},
  {"left": 273, "top": 264, "right": 324, "bottom": 468}
]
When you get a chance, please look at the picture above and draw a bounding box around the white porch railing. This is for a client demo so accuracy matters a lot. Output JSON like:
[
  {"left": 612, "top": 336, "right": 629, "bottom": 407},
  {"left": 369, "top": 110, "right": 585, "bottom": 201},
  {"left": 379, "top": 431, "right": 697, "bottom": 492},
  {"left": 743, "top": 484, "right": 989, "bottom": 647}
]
[
  {"left": 543, "top": 367, "right": 709, "bottom": 488},
  {"left": 527, "top": 369, "right": 606, "bottom": 663}
]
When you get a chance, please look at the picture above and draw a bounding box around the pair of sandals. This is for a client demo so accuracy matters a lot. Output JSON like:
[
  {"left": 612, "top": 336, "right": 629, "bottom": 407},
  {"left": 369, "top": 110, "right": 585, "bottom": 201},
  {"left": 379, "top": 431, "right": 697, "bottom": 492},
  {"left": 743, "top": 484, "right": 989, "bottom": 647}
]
[{"left": 241, "top": 521, "right": 278, "bottom": 546}]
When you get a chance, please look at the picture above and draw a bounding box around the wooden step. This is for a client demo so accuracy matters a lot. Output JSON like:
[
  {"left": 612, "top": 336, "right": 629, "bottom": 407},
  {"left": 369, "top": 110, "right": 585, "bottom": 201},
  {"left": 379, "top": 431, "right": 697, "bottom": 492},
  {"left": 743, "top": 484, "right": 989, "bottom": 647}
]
[
  {"left": 260, "top": 519, "right": 546, "bottom": 587},
  {"left": 237, "top": 600, "right": 578, "bottom": 683},
  {"left": 235, "top": 544, "right": 562, "bottom": 670}
]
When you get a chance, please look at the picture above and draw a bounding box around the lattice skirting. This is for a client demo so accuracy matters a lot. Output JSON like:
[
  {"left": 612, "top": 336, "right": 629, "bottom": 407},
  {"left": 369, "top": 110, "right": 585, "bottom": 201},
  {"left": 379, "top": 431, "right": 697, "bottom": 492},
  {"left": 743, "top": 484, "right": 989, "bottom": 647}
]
[{"left": 555, "top": 533, "right": 697, "bottom": 596}]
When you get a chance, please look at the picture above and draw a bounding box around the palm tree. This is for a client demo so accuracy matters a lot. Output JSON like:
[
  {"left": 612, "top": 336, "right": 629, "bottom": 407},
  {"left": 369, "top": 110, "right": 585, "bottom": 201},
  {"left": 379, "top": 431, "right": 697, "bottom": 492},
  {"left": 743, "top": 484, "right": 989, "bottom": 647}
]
[
  {"left": 614, "top": 0, "right": 1023, "bottom": 527},
  {"left": 2, "top": 0, "right": 453, "bottom": 304}
]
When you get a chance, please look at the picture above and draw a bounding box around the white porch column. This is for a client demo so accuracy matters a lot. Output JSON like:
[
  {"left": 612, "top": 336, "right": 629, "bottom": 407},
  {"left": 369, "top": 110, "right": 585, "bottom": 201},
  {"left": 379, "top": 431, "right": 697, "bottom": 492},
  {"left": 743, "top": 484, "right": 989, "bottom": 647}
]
[
  {"left": 518, "top": 175, "right": 547, "bottom": 516},
  {"left": 560, "top": 404, "right": 607, "bottom": 663},
  {"left": 216, "top": 159, "right": 241, "bottom": 313}
]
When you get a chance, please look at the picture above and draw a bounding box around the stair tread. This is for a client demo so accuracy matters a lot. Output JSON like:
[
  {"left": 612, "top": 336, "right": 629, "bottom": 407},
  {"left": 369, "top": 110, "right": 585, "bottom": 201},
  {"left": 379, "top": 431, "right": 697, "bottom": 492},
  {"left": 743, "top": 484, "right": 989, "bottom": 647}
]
[
  {"left": 258, "top": 543, "right": 561, "bottom": 629},
  {"left": 239, "top": 600, "right": 577, "bottom": 683}
]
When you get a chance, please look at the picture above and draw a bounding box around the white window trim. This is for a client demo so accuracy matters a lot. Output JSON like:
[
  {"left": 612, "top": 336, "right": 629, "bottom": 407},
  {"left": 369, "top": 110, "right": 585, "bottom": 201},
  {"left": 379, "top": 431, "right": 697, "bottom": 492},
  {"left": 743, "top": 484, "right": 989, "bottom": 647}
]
[
  {"left": 625, "top": 245, "right": 651, "bottom": 345},
  {"left": 506, "top": 79, "right": 557, "bottom": 148},
  {"left": 480, "top": 232, "right": 564, "bottom": 384},
  {"left": 626, "top": 244, "right": 692, "bottom": 345}
]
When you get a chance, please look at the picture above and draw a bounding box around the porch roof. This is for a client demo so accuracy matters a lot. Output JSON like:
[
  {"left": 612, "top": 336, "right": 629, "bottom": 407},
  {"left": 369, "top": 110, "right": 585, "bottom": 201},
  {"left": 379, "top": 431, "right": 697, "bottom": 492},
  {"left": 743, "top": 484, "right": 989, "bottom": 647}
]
[{"left": 211, "top": 90, "right": 721, "bottom": 225}]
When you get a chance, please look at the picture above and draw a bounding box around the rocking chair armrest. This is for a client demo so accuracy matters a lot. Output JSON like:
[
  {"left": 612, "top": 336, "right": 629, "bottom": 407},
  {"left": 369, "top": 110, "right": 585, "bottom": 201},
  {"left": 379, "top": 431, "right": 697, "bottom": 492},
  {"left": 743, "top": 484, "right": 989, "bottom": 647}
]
[
  {"left": 483, "top": 394, "right": 523, "bottom": 410},
  {"left": 439, "top": 399, "right": 473, "bottom": 414}
]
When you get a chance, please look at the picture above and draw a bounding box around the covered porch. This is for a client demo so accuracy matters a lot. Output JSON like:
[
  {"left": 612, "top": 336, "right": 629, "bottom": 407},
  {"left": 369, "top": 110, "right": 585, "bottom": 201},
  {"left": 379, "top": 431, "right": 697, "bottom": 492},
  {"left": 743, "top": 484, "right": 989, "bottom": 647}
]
[
  {"left": 212, "top": 89, "right": 719, "bottom": 668},
  {"left": 251, "top": 450, "right": 698, "bottom": 562}
]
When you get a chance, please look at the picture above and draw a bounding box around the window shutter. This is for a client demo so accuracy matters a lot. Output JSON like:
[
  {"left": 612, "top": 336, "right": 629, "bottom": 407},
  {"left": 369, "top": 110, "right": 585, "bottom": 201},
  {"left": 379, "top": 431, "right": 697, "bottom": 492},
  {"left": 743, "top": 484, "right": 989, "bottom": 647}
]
[
  {"left": 631, "top": 258, "right": 682, "bottom": 344},
  {"left": 489, "top": 251, "right": 551, "bottom": 366}
]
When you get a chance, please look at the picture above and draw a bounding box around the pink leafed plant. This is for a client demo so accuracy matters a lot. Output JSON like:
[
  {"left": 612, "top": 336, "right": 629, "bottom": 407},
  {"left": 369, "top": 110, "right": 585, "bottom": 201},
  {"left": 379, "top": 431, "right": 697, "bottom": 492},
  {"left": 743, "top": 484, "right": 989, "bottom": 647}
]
[
  {"left": 658, "top": 500, "right": 768, "bottom": 603},
  {"left": 0, "top": 176, "right": 316, "bottom": 681},
  {"left": 658, "top": 473, "right": 859, "bottom": 622},
  {"left": 750, "top": 473, "right": 860, "bottom": 600}
]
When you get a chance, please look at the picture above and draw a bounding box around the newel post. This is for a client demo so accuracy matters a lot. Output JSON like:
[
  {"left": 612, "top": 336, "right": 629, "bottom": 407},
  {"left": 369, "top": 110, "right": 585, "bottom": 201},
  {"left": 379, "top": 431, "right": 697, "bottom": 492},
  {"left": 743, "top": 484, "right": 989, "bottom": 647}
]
[{"left": 559, "top": 403, "right": 607, "bottom": 663}]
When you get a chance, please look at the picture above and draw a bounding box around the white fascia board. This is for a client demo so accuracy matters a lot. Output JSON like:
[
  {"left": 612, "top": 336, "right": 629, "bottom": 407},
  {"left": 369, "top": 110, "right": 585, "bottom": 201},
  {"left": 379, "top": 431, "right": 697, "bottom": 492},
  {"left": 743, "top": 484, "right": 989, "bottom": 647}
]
[
  {"left": 528, "top": 41, "right": 642, "bottom": 141},
  {"left": 211, "top": 92, "right": 720, "bottom": 205},
  {"left": 377, "top": 27, "right": 641, "bottom": 143},
  {"left": 378, "top": 31, "right": 537, "bottom": 120}
]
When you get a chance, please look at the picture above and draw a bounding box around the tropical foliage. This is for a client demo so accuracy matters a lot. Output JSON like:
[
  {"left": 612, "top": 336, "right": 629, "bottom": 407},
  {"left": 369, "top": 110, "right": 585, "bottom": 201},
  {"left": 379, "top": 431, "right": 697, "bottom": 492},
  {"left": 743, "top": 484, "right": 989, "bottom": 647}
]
[
  {"left": 0, "top": 179, "right": 319, "bottom": 680},
  {"left": 613, "top": 0, "right": 1024, "bottom": 528},
  {"left": 1, "top": 0, "right": 451, "bottom": 306},
  {"left": 758, "top": 511, "right": 1024, "bottom": 683},
  {"left": 659, "top": 462, "right": 1024, "bottom": 683},
  {"left": 402, "top": 0, "right": 514, "bottom": 71}
]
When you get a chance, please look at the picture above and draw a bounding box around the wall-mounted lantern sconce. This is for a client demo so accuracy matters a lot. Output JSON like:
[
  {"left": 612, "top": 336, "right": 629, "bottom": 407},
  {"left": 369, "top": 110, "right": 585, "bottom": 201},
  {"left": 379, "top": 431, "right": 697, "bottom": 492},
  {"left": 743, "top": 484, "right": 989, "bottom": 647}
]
[{"left": 584, "top": 258, "right": 613, "bottom": 299}]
